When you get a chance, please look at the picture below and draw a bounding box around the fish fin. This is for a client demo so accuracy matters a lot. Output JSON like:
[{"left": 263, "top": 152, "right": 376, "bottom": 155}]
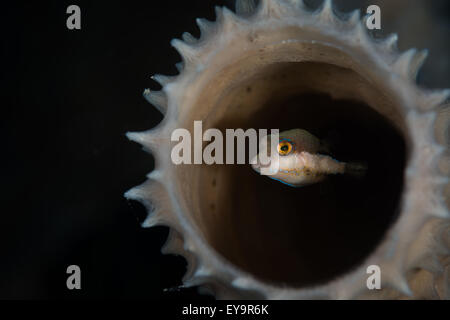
[
  {"left": 344, "top": 162, "right": 368, "bottom": 179},
  {"left": 268, "top": 176, "right": 302, "bottom": 188}
]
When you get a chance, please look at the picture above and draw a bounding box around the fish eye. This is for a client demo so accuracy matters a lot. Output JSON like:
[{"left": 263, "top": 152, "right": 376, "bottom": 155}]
[{"left": 277, "top": 141, "right": 293, "bottom": 156}]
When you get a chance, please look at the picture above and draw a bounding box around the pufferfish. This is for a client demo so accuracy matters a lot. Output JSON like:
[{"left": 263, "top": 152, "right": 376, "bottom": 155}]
[{"left": 251, "top": 129, "right": 367, "bottom": 187}]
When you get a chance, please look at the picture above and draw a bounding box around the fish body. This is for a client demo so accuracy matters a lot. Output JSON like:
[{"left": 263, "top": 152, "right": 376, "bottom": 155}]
[{"left": 252, "top": 129, "right": 366, "bottom": 187}]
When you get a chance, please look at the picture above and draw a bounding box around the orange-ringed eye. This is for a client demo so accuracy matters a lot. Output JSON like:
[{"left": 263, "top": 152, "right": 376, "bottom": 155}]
[{"left": 277, "top": 141, "right": 293, "bottom": 155}]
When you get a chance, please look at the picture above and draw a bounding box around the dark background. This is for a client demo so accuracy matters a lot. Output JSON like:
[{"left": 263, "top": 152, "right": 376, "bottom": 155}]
[{"left": 1, "top": 0, "right": 448, "bottom": 299}]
